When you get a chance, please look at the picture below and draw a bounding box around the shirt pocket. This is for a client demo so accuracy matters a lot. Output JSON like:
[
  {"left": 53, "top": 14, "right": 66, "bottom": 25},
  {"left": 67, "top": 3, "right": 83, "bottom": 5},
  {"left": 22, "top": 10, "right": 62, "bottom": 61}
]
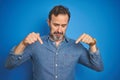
[{"left": 63, "top": 54, "right": 78, "bottom": 68}]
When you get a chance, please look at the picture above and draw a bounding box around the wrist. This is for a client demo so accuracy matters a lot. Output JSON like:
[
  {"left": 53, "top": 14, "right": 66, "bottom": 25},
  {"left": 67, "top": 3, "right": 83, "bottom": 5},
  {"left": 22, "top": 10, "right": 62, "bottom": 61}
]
[{"left": 89, "top": 44, "right": 97, "bottom": 53}]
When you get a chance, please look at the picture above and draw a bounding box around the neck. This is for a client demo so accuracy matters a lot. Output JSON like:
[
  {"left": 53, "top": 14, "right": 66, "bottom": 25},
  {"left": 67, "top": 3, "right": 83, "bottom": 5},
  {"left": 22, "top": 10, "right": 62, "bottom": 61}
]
[{"left": 55, "top": 40, "right": 62, "bottom": 47}]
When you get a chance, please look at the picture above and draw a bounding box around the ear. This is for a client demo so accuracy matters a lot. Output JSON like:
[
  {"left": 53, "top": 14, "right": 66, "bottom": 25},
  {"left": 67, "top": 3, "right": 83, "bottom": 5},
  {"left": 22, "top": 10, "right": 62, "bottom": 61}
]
[{"left": 47, "top": 19, "right": 50, "bottom": 27}]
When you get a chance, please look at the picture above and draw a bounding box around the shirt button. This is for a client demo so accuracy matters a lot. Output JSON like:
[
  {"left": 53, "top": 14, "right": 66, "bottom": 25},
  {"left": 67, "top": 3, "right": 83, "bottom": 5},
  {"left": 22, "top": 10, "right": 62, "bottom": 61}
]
[
  {"left": 56, "top": 52, "right": 58, "bottom": 55},
  {"left": 18, "top": 56, "right": 22, "bottom": 60},
  {"left": 55, "top": 64, "right": 58, "bottom": 67},
  {"left": 55, "top": 76, "right": 58, "bottom": 78}
]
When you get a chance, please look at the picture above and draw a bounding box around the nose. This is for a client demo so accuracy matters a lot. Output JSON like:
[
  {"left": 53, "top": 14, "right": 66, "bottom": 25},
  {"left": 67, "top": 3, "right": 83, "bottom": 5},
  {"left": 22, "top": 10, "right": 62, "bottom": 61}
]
[{"left": 57, "top": 26, "right": 62, "bottom": 32}]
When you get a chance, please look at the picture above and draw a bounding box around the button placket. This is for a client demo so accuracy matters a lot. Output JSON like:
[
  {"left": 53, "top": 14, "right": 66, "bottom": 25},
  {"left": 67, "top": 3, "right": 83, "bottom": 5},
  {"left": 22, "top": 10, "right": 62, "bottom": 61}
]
[{"left": 55, "top": 50, "right": 58, "bottom": 80}]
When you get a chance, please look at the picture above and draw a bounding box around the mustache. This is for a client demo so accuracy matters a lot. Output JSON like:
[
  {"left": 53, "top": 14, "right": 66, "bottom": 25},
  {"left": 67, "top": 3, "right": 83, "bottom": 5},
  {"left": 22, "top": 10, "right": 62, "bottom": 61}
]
[{"left": 54, "top": 32, "right": 63, "bottom": 34}]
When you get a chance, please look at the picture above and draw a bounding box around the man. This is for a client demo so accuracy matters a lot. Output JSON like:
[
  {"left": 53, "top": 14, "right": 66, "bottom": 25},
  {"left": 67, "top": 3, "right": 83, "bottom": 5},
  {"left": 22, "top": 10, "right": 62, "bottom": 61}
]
[{"left": 5, "top": 5, "right": 103, "bottom": 80}]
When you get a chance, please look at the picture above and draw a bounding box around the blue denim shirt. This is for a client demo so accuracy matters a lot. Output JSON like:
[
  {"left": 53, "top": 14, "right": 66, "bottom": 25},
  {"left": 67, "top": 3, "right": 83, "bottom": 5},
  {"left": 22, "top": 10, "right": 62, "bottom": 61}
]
[{"left": 5, "top": 35, "right": 103, "bottom": 80}]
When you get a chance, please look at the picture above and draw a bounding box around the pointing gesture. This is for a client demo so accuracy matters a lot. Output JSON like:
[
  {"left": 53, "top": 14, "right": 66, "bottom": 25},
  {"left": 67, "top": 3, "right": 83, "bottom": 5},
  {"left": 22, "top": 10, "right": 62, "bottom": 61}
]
[
  {"left": 23, "top": 32, "right": 43, "bottom": 45},
  {"left": 14, "top": 32, "right": 43, "bottom": 54},
  {"left": 75, "top": 33, "right": 96, "bottom": 46}
]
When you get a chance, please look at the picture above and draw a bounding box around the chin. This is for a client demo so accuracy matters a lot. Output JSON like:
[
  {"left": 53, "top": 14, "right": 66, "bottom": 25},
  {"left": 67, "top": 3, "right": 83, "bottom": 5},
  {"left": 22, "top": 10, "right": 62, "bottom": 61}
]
[{"left": 53, "top": 36, "right": 63, "bottom": 41}]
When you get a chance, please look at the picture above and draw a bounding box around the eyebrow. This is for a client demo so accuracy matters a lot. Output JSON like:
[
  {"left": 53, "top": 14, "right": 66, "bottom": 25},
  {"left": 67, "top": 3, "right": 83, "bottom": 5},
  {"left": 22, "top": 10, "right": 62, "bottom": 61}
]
[{"left": 53, "top": 23, "right": 67, "bottom": 25}]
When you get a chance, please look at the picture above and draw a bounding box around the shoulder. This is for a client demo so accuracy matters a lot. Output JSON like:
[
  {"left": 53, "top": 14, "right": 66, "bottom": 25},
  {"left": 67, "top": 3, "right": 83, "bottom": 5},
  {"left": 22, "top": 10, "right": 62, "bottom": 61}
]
[
  {"left": 41, "top": 35, "right": 49, "bottom": 41},
  {"left": 67, "top": 37, "right": 85, "bottom": 50}
]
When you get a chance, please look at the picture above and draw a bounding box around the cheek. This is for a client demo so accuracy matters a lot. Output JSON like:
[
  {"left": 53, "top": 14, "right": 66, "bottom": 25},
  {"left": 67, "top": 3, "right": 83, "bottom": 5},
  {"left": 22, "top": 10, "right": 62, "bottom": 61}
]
[
  {"left": 50, "top": 27, "right": 56, "bottom": 33},
  {"left": 63, "top": 28, "right": 67, "bottom": 33}
]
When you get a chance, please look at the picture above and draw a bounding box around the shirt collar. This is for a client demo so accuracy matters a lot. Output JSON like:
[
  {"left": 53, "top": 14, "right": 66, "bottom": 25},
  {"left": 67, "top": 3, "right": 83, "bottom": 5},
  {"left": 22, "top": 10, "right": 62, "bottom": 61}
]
[{"left": 47, "top": 35, "right": 69, "bottom": 43}]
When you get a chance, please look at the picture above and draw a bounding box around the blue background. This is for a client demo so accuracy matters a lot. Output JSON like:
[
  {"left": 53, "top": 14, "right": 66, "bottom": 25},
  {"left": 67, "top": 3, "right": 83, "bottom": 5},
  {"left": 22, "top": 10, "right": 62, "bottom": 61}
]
[{"left": 0, "top": 0, "right": 120, "bottom": 80}]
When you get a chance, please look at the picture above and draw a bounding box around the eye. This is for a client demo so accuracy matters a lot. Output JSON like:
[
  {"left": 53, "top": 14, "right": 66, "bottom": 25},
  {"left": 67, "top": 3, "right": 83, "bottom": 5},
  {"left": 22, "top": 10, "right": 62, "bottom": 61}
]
[
  {"left": 62, "top": 24, "right": 67, "bottom": 28},
  {"left": 54, "top": 23, "right": 59, "bottom": 27}
]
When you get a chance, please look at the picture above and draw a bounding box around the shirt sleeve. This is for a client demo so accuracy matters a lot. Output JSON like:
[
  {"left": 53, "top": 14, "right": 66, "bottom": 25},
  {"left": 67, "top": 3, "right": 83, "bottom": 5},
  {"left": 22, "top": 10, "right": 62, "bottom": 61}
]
[
  {"left": 5, "top": 45, "right": 32, "bottom": 69},
  {"left": 78, "top": 45, "right": 104, "bottom": 72}
]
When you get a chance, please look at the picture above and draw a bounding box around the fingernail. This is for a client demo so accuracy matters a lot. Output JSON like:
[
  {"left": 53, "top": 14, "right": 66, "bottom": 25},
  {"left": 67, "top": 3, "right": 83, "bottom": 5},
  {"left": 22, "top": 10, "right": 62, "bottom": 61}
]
[
  {"left": 41, "top": 42, "right": 43, "bottom": 44},
  {"left": 75, "top": 41, "right": 78, "bottom": 44}
]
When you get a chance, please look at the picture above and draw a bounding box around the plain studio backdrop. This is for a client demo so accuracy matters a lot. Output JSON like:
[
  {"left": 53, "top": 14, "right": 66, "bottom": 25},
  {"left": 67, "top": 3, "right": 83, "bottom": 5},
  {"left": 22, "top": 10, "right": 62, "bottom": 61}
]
[{"left": 0, "top": 0, "right": 120, "bottom": 80}]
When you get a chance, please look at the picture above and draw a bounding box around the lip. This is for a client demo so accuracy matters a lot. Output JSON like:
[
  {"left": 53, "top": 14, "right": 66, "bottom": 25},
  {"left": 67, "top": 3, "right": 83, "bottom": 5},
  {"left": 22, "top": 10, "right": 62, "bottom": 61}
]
[{"left": 55, "top": 34, "right": 61, "bottom": 36}]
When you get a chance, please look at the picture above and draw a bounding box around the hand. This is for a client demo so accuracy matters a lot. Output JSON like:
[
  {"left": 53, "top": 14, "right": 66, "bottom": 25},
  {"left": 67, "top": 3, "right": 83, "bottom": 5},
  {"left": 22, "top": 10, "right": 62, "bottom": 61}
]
[
  {"left": 75, "top": 33, "right": 96, "bottom": 46},
  {"left": 23, "top": 32, "right": 43, "bottom": 45},
  {"left": 14, "top": 32, "right": 43, "bottom": 54},
  {"left": 75, "top": 33, "right": 97, "bottom": 52}
]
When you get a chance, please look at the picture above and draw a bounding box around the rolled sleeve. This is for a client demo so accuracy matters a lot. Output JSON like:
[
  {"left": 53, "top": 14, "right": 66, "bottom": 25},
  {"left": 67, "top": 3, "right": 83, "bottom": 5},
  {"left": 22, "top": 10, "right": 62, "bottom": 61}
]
[
  {"left": 78, "top": 46, "right": 104, "bottom": 72},
  {"left": 5, "top": 45, "right": 32, "bottom": 69},
  {"left": 89, "top": 49, "right": 104, "bottom": 71}
]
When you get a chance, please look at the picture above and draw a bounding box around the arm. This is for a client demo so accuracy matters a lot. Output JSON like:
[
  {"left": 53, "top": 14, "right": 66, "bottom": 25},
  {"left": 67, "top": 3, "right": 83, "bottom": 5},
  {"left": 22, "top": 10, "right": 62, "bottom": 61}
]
[
  {"left": 5, "top": 32, "right": 43, "bottom": 69},
  {"left": 78, "top": 44, "right": 103, "bottom": 72},
  {"left": 76, "top": 33, "right": 104, "bottom": 71},
  {"left": 5, "top": 44, "right": 32, "bottom": 69}
]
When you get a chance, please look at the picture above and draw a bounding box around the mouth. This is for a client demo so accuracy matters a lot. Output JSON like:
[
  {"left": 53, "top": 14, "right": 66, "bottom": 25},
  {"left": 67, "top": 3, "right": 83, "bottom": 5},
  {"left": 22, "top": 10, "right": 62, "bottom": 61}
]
[
  {"left": 54, "top": 32, "right": 63, "bottom": 36},
  {"left": 55, "top": 34, "right": 62, "bottom": 37}
]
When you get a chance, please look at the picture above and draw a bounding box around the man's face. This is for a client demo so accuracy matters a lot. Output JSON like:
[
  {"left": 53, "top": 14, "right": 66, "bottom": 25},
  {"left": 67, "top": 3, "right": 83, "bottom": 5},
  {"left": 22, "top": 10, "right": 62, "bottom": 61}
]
[{"left": 48, "top": 14, "right": 69, "bottom": 41}]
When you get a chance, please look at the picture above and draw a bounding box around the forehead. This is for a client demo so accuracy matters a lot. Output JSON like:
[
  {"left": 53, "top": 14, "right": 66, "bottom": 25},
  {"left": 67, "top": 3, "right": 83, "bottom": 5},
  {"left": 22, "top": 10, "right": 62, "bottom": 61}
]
[{"left": 51, "top": 14, "right": 69, "bottom": 24}]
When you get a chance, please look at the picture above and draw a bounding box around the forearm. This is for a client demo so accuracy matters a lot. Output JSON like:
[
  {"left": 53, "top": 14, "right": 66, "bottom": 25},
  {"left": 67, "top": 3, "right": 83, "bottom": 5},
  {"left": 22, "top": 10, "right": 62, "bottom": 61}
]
[
  {"left": 14, "top": 41, "right": 26, "bottom": 55},
  {"left": 79, "top": 45, "right": 104, "bottom": 72},
  {"left": 5, "top": 50, "right": 23, "bottom": 69},
  {"left": 89, "top": 50, "right": 104, "bottom": 71},
  {"left": 89, "top": 44, "right": 104, "bottom": 70},
  {"left": 5, "top": 45, "right": 31, "bottom": 69},
  {"left": 5, "top": 41, "right": 26, "bottom": 69}
]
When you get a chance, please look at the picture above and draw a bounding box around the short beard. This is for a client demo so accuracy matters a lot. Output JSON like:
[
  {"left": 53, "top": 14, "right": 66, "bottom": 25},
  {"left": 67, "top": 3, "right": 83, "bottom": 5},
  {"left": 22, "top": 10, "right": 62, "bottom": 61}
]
[{"left": 50, "top": 32, "right": 64, "bottom": 41}]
